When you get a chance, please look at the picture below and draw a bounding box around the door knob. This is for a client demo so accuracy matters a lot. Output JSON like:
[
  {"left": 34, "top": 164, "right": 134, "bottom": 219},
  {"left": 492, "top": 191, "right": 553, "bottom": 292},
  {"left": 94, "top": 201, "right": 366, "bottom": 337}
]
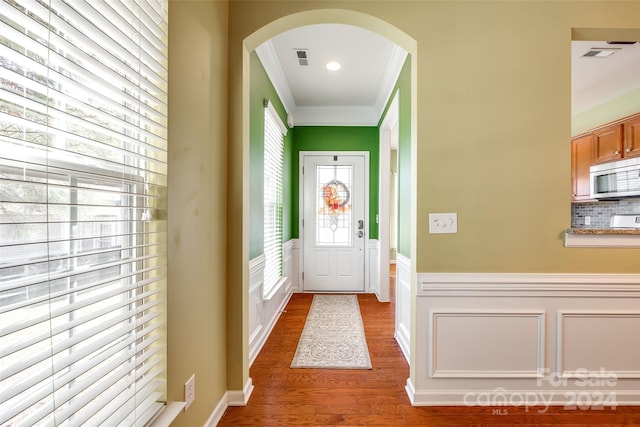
[{"left": 357, "top": 230, "right": 364, "bottom": 238}]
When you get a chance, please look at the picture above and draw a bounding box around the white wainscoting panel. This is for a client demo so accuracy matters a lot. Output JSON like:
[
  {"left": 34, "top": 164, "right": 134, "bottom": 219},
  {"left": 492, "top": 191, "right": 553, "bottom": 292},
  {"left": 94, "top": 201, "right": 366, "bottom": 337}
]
[
  {"left": 395, "top": 253, "right": 411, "bottom": 362},
  {"left": 411, "top": 272, "right": 640, "bottom": 406},
  {"left": 431, "top": 310, "right": 544, "bottom": 378},
  {"left": 248, "top": 254, "right": 265, "bottom": 360},
  {"left": 290, "top": 239, "right": 299, "bottom": 292},
  {"left": 248, "top": 241, "right": 295, "bottom": 365},
  {"left": 283, "top": 239, "right": 296, "bottom": 294},
  {"left": 369, "top": 239, "right": 379, "bottom": 296},
  {"left": 557, "top": 311, "right": 640, "bottom": 378}
]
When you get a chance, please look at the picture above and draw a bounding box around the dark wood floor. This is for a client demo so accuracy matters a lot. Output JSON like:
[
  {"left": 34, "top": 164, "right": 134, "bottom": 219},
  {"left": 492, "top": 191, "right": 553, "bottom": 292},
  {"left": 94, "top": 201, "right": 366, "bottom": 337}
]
[{"left": 219, "top": 268, "right": 640, "bottom": 426}]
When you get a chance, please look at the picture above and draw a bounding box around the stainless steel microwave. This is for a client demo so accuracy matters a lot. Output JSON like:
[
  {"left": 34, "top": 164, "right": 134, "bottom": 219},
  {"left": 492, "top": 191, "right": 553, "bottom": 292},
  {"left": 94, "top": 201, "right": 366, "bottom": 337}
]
[{"left": 590, "top": 157, "right": 640, "bottom": 199}]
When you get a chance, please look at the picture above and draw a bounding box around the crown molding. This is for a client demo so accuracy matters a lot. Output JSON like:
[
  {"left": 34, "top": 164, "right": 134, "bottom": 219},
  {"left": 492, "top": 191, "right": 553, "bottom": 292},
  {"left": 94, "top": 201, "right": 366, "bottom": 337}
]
[{"left": 255, "top": 39, "right": 408, "bottom": 127}]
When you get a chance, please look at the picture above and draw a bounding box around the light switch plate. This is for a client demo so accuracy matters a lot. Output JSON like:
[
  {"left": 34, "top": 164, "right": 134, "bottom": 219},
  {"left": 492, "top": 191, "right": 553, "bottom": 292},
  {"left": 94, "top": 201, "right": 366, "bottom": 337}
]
[{"left": 429, "top": 213, "right": 457, "bottom": 234}]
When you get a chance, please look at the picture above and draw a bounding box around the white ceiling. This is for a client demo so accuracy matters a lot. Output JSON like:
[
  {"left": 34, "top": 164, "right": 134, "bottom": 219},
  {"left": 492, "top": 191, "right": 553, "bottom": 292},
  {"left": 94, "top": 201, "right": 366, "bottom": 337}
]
[
  {"left": 256, "top": 24, "right": 407, "bottom": 126},
  {"left": 572, "top": 40, "right": 640, "bottom": 115},
  {"left": 257, "top": 26, "right": 640, "bottom": 126}
]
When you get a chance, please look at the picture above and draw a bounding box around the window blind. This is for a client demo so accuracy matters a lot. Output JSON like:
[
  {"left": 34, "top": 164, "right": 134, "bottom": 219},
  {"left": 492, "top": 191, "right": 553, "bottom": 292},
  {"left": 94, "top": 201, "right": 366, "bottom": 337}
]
[
  {"left": 263, "top": 100, "right": 286, "bottom": 298},
  {"left": 0, "top": 1, "right": 168, "bottom": 426}
]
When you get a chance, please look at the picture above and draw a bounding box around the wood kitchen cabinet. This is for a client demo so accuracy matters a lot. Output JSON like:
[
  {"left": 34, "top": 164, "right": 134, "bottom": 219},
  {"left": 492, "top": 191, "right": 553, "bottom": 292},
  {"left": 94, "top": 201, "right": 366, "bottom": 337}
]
[
  {"left": 625, "top": 115, "right": 640, "bottom": 159},
  {"left": 592, "top": 123, "right": 623, "bottom": 164},
  {"left": 571, "top": 133, "right": 594, "bottom": 202},
  {"left": 591, "top": 113, "right": 640, "bottom": 164},
  {"left": 571, "top": 112, "right": 640, "bottom": 202}
]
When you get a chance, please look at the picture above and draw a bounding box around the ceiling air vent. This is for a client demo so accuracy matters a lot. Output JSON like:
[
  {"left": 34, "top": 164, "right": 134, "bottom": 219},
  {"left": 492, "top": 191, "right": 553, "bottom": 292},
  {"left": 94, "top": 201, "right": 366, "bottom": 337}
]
[
  {"left": 582, "top": 47, "right": 620, "bottom": 58},
  {"left": 296, "top": 49, "right": 309, "bottom": 66}
]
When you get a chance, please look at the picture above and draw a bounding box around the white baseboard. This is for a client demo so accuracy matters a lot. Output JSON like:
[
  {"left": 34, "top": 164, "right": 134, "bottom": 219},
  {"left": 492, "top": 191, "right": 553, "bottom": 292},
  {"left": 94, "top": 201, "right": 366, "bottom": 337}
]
[
  {"left": 206, "top": 378, "right": 254, "bottom": 426},
  {"left": 394, "top": 325, "right": 410, "bottom": 364},
  {"left": 405, "top": 378, "right": 416, "bottom": 405},
  {"left": 395, "top": 253, "right": 411, "bottom": 362},
  {"left": 227, "top": 377, "right": 254, "bottom": 406},
  {"left": 411, "top": 388, "right": 640, "bottom": 407},
  {"left": 204, "top": 395, "right": 229, "bottom": 427}
]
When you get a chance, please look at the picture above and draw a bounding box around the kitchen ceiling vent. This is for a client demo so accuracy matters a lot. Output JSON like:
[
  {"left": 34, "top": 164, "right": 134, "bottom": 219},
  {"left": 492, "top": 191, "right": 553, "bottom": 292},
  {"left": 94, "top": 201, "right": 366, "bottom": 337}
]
[
  {"left": 582, "top": 47, "right": 620, "bottom": 58},
  {"left": 296, "top": 49, "right": 309, "bottom": 66}
]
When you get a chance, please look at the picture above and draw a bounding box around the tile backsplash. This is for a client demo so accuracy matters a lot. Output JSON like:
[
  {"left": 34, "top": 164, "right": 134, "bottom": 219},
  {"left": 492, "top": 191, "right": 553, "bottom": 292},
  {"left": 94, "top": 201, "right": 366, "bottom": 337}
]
[{"left": 572, "top": 198, "right": 640, "bottom": 228}]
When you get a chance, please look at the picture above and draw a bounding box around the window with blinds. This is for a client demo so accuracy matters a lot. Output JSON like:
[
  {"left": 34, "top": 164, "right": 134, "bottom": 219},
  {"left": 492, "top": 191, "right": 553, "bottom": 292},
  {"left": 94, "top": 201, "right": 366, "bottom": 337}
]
[
  {"left": 0, "top": 1, "right": 168, "bottom": 426},
  {"left": 263, "top": 100, "right": 286, "bottom": 300}
]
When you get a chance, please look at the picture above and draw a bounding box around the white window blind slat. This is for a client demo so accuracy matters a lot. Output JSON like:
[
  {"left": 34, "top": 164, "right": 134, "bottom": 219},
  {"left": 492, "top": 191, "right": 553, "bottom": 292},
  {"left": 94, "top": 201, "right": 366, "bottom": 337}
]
[
  {"left": 0, "top": 123, "right": 169, "bottom": 180},
  {"left": 2, "top": 309, "right": 163, "bottom": 426},
  {"left": 3, "top": 287, "right": 162, "bottom": 358},
  {"left": 0, "top": 88, "right": 167, "bottom": 161},
  {"left": 1, "top": 270, "right": 165, "bottom": 329},
  {"left": 1, "top": 334, "right": 137, "bottom": 424},
  {"left": 263, "top": 101, "right": 286, "bottom": 298},
  {"left": 1, "top": 260, "right": 165, "bottom": 314},
  {"left": 0, "top": 0, "right": 168, "bottom": 425},
  {"left": 96, "top": 384, "right": 161, "bottom": 427},
  {"left": 2, "top": 303, "right": 161, "bottom": 385},
  {"left": 90, "top": 1, "right": 167, "bottom": 75},
  {"left": 47, "top": 0, "right": 167, "bottom": 109}
]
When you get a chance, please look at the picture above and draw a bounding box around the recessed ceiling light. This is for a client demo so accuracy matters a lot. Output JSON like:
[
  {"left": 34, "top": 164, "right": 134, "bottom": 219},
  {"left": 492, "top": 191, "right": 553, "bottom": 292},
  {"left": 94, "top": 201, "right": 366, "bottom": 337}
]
[{"left": 326, "top": 61, "right": 341, "bottom": 71}]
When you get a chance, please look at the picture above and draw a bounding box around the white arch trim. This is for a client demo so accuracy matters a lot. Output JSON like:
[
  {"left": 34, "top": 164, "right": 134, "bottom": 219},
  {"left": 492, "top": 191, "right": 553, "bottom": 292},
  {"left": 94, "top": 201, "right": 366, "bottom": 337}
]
[{"left": 240, "top": 7, "right": 419, "bottom": 395}]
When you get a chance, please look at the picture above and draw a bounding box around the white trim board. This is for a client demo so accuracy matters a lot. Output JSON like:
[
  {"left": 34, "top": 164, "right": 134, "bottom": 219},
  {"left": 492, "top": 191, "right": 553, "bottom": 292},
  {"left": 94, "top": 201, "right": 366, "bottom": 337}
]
[
  {"left": 394, "top": 253, "right": 411, "bottom": 363},
  {"left": 419, "top": 272, "right": 640, "bottom": 297},
  {"left": 410, "top": 389, "right": 640, "bottom": 407}
]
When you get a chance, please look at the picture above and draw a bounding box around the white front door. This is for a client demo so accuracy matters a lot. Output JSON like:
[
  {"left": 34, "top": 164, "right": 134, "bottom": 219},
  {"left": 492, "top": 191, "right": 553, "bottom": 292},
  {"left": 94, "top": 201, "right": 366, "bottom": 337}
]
[{"left": 302, "top": 154, "right": 367, "bottom": 292}]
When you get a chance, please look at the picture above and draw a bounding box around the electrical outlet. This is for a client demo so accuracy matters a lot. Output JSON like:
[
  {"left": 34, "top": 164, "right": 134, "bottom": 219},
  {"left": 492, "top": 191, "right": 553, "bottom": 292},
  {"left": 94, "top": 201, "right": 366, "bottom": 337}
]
[
  {"left": 584, "top": 216, "right": 591, "bottom": 226},
  {"left": 429, "top": 213, "right": 457, "bottom": 234},
  {"left": 184, "top": 374, "right": 195, "bottom": 411}
]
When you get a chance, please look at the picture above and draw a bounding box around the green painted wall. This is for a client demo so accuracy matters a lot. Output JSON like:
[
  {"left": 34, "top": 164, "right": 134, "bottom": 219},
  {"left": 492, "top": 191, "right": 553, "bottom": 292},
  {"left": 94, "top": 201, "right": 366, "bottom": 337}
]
[
  {"left": 250, "top": 52, "right": 292, "bottom": 259},
  {"left": 291, "top": 126, "right": 379, "bottom": 240},
  {"left": 572, "top": 88, "right": 640, "bottom": 136}
]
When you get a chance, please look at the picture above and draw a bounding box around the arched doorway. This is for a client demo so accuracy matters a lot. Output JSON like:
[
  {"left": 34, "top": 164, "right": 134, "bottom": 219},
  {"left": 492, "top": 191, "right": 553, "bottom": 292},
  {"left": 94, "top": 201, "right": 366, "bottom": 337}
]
[{"left": 235, "top": 9, "right": 418, "bottom": 401}]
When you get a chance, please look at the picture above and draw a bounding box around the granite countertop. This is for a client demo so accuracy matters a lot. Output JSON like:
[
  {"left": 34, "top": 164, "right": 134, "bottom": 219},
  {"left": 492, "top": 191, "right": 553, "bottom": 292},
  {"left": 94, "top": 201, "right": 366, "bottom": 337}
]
[{"left": 566, "top": 228, "right": 640, "bottom": 235}]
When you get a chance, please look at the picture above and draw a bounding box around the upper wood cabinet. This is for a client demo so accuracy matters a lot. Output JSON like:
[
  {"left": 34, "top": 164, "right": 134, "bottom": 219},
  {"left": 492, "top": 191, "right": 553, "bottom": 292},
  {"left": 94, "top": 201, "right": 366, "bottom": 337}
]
[
  {"left": 592, "top": 123, "right": 623, "bottom": 164},
  {"left": 571, "top": 133, "right": 594, "bottom": 202},
  {"left": 625, "top": 115, "right": 640, "bottom": 159},
  {"left": 591, "top": 113, "right": 640, "bottom": 165},
  {"left": 571, "top": 112, "right": 640, "bottom": 202}
]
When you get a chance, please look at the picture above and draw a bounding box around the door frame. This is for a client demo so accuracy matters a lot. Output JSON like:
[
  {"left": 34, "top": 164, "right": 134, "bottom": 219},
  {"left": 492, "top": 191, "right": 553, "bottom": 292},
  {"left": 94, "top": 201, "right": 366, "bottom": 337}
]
[
  {"left": 299, "top": 151, "right": 370, "bottom": 293},
  {"left": 377, "top": 91, "right": 399, "bottom": 302}
]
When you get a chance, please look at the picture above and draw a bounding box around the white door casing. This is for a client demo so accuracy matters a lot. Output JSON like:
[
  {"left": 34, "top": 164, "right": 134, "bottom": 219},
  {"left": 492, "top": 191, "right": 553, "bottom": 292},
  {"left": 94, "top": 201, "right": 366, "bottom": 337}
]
[
  {"left": 377, "top": 91, "right": 399, "bottom": 303},
  {"left": 301, "top": 152, "right": 369, "bottom": 292}
]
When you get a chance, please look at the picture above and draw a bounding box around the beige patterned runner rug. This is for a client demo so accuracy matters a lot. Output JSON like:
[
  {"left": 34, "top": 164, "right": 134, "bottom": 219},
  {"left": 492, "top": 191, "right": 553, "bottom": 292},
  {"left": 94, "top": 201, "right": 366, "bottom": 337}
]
[{"left": 290, "top": 294, "right": 372, "bottom": 369}]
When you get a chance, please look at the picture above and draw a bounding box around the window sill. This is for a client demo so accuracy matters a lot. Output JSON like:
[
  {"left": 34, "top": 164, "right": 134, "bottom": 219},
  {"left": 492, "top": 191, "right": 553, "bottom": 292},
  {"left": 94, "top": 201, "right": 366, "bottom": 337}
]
[
  {"left": 263, "top": 276, "right": 287, "bottom": 301},
  {"left": 147, "top": 402, "right": 185, "bottom": 427}
]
